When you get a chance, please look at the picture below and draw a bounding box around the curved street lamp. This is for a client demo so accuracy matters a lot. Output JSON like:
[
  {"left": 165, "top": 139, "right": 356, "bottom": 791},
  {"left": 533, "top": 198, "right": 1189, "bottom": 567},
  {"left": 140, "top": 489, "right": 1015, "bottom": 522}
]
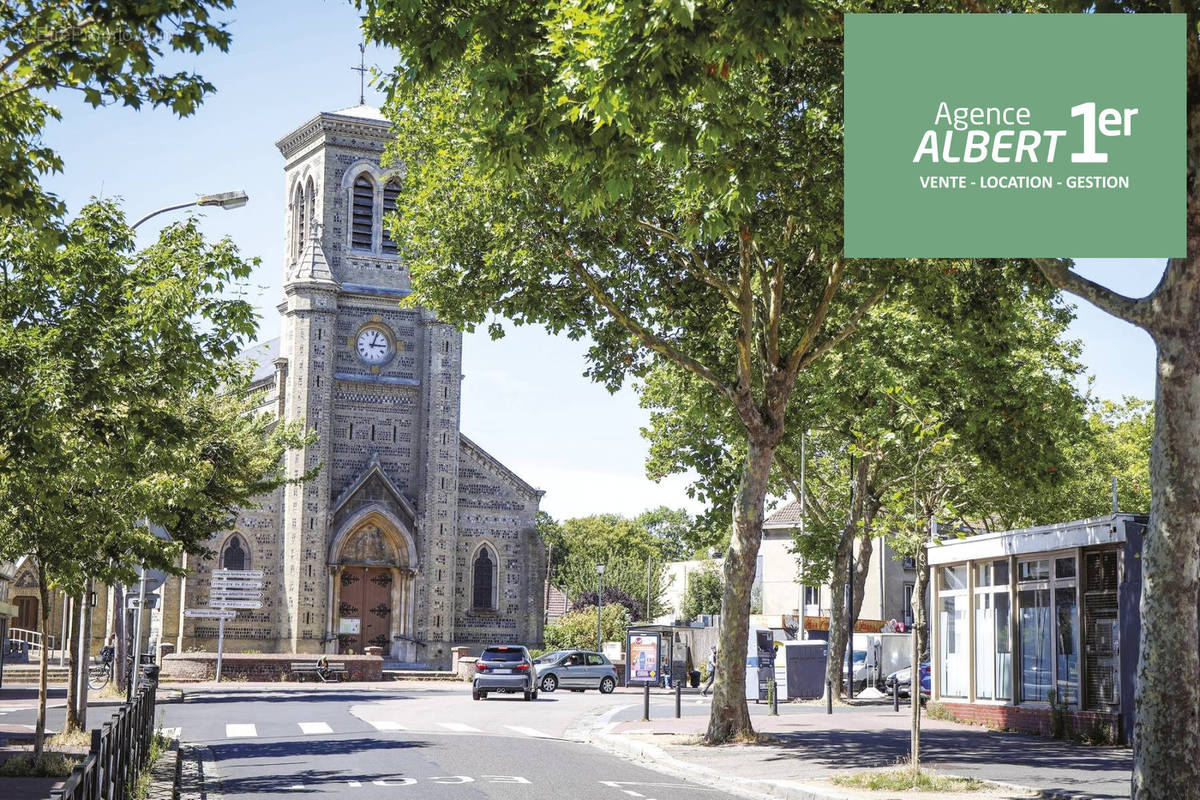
[{"left": 132, "top": 190, "right": 249, "bottom": 230}]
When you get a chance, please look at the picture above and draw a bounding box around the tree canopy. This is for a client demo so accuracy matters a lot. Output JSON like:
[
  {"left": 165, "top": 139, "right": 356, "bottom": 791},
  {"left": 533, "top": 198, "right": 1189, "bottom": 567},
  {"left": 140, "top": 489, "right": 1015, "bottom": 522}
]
[{"left": 0, "top": 1, "right": 235, "bottom": 225}]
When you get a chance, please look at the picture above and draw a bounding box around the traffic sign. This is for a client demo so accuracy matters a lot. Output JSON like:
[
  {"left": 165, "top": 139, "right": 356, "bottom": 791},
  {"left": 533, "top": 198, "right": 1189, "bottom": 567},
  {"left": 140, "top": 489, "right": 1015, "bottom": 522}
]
[
  {"left": 209, "top": 579, "right": 263, "bottom": 590},
  {"left": 210, "top": 587, "right": 264, "bottom": 599},
  {"left": 213, "top": 569, "right": 264, "bottom": 580},
  {"left": 126, "top": 594, "right": 160, "bottom": 610},
  {"left": 184, "top": 609, "right": 237, "bottom": 620},
  {"left": 211, "top": 600, "right": 262, "bottom": 609}
]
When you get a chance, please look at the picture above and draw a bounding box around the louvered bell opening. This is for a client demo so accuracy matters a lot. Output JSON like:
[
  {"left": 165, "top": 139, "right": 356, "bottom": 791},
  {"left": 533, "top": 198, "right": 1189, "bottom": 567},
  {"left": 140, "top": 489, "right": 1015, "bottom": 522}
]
[
  {"left": 295, "top": 194, "right": 306, "bottom": 257},
  {"left": 1083, "top": 549, "right": 1120, "bottom": 710},
  {"left": 381, "top": 182, "right": 400, "bottom": 256},
  {"left": 352, "top": 176, "right": 374, "bottom": 249}
]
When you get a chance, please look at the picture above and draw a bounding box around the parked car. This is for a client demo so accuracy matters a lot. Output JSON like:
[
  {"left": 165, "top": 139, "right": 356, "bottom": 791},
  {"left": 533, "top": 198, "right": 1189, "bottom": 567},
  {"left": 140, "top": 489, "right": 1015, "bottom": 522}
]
[
  {"left": 533, "top": 649, "right": 618, "bottom": 694},
  {"left": 473, "top": 645, "right": 538, "bottom": 701},
  {"left": 884, "top": 662, "right": 931, "bottom": 698}
]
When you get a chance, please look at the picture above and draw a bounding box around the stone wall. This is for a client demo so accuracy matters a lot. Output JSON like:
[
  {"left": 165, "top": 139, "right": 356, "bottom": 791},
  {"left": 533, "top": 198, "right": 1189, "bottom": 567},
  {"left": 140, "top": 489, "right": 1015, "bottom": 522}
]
[{"left": 162, "top": 652, "right": 382, "bottom": 682}]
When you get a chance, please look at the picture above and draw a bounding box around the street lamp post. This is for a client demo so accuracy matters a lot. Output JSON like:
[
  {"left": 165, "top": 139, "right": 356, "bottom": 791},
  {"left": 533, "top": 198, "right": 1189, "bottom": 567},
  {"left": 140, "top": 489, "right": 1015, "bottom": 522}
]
[
  {"left": 131, "top": 190, "right": 249, "bottom": 230},
  {"left": 596, "top": 564, "right": 606, "bottom": 653}
]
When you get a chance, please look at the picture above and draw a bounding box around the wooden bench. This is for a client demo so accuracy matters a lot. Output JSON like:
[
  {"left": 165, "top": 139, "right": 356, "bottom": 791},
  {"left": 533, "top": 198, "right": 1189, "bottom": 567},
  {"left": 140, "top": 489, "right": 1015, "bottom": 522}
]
[{"left": 290, "top": 661, "right": 348, "bottom": 683}]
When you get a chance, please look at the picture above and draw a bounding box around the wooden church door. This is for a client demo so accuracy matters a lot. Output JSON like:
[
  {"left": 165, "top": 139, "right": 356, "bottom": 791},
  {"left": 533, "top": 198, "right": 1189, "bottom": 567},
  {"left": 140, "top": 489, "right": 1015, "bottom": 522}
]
[{"left": 338, "top": 567, "right": 393, "bottom": 654}]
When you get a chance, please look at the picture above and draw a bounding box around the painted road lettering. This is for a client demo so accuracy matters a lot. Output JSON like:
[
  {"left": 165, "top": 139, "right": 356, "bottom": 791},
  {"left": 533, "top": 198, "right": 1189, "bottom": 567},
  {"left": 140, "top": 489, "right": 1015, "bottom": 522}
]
[{"left": 342, "top": 775, "right": 530, "bottom": 787}]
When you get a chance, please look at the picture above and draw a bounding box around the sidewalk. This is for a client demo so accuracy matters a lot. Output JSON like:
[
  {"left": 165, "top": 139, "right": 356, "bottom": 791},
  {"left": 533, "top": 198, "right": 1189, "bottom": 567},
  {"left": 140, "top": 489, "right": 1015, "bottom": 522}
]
[{"left": 592, "top": 700, "right": 1131, "bottom": 800}]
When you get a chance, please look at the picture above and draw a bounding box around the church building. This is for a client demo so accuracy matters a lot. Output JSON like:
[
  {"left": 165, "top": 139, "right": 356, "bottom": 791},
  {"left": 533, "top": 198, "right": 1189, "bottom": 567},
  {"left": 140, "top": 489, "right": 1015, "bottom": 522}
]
[{"left": 172, "top": 104, "right": 547, "bottom": 669}]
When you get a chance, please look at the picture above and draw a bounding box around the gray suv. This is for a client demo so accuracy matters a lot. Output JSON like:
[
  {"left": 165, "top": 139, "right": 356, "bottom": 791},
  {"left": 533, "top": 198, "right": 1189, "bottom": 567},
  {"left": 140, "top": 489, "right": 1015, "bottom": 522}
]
[
  {"left": 472, "top": 645, "right": 538, "bottom": 701},
  {"left": 534, "top": 650, "right": 618, "bottom": 694}
]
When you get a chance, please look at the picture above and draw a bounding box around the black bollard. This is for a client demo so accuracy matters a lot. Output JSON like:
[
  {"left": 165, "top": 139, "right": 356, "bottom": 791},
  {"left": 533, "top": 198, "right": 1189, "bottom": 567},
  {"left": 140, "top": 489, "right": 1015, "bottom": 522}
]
[
  {"left": 893, "top": 680, "right": 899, "bottom": 712},
  {"left": 643, "top": 682, "right": 651, "bottom": 721},
  {"left": 826, "top": 680, "right": 833, "bottom": 715},
  {"left": 675, "top": 680, "right": 682, "bottom": 718}
]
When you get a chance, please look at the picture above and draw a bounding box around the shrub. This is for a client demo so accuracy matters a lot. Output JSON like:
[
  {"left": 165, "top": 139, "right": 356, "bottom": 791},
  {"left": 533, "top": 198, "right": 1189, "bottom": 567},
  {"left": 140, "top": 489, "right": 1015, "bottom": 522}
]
[{"left": 545, "top": 604, "right": 631, "bottom": 651}]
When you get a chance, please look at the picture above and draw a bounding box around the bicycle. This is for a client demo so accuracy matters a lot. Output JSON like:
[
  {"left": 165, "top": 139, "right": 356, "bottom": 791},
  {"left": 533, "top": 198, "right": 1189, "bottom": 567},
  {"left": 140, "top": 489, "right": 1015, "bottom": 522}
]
[{"left": 87, "top": 647, "right": 115, "bottom": 690}]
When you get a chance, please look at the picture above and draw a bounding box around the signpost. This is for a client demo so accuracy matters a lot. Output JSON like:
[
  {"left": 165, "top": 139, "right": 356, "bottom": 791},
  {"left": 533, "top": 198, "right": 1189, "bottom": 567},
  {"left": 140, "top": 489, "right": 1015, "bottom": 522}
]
[{"left": 180, "top": 569, "right": 266, "bottom": 682}]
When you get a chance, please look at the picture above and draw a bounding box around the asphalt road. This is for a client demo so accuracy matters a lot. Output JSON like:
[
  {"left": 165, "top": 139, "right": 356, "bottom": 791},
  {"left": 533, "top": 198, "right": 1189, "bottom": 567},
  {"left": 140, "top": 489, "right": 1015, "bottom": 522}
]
[{"left": 2, "top": 684, "right": 744, "bottom": 800}]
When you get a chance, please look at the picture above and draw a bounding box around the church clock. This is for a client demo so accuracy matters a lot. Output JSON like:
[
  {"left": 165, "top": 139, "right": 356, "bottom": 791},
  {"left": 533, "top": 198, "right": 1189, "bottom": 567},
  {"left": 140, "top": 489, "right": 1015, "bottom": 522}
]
[{"left": 355, "top": 324, "right": 394, "bottom": 365}]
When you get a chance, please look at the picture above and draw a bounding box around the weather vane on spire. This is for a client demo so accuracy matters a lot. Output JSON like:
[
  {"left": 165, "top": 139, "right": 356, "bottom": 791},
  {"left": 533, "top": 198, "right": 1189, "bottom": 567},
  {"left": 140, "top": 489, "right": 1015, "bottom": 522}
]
[{"left": 352, "top": 43, "right": 367, "bottom": 105}]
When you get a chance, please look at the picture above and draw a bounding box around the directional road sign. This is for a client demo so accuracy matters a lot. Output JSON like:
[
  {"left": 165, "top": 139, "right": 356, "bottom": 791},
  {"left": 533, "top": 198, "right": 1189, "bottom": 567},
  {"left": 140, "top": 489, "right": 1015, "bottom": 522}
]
[
  {"left": 213, "top": 569, "right": 264, "bottom": 580},
  {"left": 209, "top": 579, "right": 263, "bottom": 590},
  {"left": 211, "top": 600, "right": 262, "bottom": 609},
  {"left": 126, "top": 594, "right": 160, "bottom": 610},
  {"left": 184, "top": 609, "right": 237, "bottom": 620},
  {"left": 210, "top": 593, "right": 263, "bottom": 603}
]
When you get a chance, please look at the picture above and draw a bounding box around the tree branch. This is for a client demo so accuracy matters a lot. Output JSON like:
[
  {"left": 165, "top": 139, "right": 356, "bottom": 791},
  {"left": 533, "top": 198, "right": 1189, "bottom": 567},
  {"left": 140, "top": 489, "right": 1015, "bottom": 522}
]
[
  {"left": 635, "top": 220, "right": 739, "bottom": 306},
  {"left": 794, "top": 281, "right": 890, "bottom": 374},
  {"left": 560, "top": 251, "right": 735, "bottom": 404},
  {"left": 1033, "top": 258, "right": 1154, "bottom": 329}
]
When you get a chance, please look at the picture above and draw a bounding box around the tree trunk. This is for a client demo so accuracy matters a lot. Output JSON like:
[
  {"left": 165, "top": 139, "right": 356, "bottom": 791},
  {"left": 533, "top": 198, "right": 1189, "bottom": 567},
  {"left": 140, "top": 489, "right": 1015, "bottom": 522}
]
[
  {"left": 825, "top": 458, "right": 874, "bottom": 698},
  {"left": 113, "top": 584, "right": 126, "bottom": 692},
  {"left": 77, "top": 579, "right": 93, "bottom": 731},
  {"left": 705, "top": 436, "right": 775, "bottom": 744},
  {"left": 63, "top": 595, "right": 79, "bottom": 732},
  {"left": 1132, "top": 292, "right": 1200, "bottom": 800},
  {"left": 33, "top": 561, "right": 50, "bottom": 761},
  {"left": 910, "top": 529, "right": 929, "bottom": 771}
]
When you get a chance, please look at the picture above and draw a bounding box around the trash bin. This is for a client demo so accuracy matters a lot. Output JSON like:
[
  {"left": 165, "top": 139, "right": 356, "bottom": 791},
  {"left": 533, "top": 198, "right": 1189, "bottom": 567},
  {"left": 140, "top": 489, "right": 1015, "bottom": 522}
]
[{"left": 690, "top": 670, "right": 700, "bottom": 688}]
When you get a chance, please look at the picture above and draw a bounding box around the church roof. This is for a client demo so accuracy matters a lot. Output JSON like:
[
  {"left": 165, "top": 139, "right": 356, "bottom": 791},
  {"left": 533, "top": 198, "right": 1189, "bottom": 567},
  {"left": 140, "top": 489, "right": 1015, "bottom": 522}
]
[
  {"left": 328, "top": 104, "right": 388, "bottom": 123},
  {"left": 459, "top": 433, "right": 544, "bottom": 500},
  {"left": 240, "top": 338, "right": 280, "bottom": 384}
]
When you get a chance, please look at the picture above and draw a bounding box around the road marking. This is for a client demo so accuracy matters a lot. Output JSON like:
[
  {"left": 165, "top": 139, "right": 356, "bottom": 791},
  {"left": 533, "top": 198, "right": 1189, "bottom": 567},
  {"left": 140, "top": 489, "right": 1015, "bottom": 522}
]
[
  {"left": 289, "top": 785, "right": 306, "bottom": 790},
  {"left": 160, "top": 727, "right": 181, "bottom": 740},
  {"left": 298, "top": 721, "right": 333, "bottom": 735},
  {"left": 367, "top": 720, "right": 406, "bottom": 731},
  {"left": 621, "top": 791, "right": 645, "bottom": 797},
  {"left": 503, "top": 725, "right": 550, "bottom": 738},
  {"left": 437, "top": 722, "right": 481, "bottom": 732},
  {"left": 225, "top": 723, "right": 257, "bottom": 738}
]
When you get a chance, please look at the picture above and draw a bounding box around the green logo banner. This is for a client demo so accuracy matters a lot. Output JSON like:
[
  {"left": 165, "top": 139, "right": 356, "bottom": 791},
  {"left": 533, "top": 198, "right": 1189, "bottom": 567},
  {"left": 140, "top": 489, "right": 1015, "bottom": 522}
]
[{"left": 844, "top": 14, "right": 1184, "bottom": 258}]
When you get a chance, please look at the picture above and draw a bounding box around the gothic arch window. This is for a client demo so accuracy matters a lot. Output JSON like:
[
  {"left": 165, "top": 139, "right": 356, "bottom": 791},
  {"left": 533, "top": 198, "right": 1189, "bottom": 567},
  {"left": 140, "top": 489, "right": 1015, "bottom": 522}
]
[
  {"left": 292, "top": 181, "right": 307, "bottom": 260},
  {"left": 350, "top": 173, "right": 375, "bottom": 250},
  {"left": 304, "top": 176, "right": 317, "bottom": 236},
  {"left": 472, "top": 545, "right": 498, "bottom": 611},
  {"left": 221, "top": 535, "right": 248, "bottom": 571},
  {"left": 381, "top": 178, "right": 400, "bottom": 256}
]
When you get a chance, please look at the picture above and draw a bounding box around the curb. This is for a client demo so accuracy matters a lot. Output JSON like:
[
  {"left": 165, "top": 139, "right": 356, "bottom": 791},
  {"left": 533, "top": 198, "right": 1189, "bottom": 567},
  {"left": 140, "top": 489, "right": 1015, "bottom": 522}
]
[
  {"left": 588, "top": 728, "right": 1074, "bottom": 800},
  {"left": 179, "top": 743, "right": 222, "bottom": 800},
  {"left": 588, "top": 730, "right": 858, "bottom": 800}
]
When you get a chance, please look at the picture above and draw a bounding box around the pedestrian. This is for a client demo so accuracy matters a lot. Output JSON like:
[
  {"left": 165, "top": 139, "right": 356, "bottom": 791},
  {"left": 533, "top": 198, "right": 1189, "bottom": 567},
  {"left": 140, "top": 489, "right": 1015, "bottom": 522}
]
[{"left": 701, "top": 646, "right": 717, "bottom": 696}]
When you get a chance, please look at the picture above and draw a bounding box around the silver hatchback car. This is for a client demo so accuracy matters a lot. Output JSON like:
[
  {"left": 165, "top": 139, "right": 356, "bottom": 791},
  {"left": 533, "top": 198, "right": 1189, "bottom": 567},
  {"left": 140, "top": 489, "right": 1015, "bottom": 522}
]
[
  {"left": 472, "top": 645, "right": 538, "bottom": 701},
  {"left": 534, "top": 650, "right": 618, "bottom": 694}
]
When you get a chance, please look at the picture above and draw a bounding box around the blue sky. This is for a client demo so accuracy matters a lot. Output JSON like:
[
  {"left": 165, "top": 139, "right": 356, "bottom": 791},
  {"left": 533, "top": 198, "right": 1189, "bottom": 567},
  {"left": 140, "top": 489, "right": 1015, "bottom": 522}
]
[{"left": 41, "top": 1, "right": 1163, "bottom": 520}]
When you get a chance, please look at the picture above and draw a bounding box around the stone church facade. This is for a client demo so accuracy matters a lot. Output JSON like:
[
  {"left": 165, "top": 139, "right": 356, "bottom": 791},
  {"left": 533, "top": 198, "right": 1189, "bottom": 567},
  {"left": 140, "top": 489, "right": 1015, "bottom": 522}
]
[{"left": 165, "top": 104, "right": 546, "bottom": 669}]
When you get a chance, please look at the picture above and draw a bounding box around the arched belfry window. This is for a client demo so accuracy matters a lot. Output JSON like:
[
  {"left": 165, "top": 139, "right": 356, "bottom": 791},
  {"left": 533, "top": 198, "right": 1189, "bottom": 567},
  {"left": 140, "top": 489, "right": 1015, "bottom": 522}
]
[
  {"left": 222, "top": 536, "right": 247, "bottom": 571},
  {"left": 292, "top": 182, "right": 307, "bottom": 259},
  {"left": 381, "top": 178, "right": 400, "bottom": 256},
  {"left": 351, "top": 173, "right": 375, "bottom": 250},
  {"left": 472, "top": 546, "right": 497, "bottom": 611}
]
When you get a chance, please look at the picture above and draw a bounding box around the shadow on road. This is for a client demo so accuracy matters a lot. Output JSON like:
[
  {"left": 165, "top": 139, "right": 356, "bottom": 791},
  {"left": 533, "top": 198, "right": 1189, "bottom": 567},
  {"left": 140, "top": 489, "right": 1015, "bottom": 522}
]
[
  {"left": 767, "top": 727, "right": 1130, "bottom": 799},
  {"left": 183, "top": 691, "right": 403, "bottom": 706},
  {"left": 212, "top": 736, "right": 431, "bottom": 763}
]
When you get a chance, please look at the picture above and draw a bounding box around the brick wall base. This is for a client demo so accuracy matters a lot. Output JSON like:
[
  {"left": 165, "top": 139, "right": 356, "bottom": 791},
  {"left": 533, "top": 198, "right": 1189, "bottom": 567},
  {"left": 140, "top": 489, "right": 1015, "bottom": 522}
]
[
  {"left": 161, "top": 652, "right": 382, "bottom": 682},
  {"left": 939, "top": 701, "right": 1124, "bottom": 744}
]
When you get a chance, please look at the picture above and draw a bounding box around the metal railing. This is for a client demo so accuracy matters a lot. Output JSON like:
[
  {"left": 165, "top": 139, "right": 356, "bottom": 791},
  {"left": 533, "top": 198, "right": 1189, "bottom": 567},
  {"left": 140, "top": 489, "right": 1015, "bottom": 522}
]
[
  {"left": 8, "top": 627, "right": 56, "bottom": 654},
  {"left": 47, "top": 682, "right": 157, "bottom": 800}
]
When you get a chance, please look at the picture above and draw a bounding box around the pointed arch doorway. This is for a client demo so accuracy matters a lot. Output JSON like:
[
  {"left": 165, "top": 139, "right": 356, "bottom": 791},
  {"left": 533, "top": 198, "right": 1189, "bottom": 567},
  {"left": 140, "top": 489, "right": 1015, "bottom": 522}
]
[{"left": 328, "top": 509, "right": 417, "bottom": 659}]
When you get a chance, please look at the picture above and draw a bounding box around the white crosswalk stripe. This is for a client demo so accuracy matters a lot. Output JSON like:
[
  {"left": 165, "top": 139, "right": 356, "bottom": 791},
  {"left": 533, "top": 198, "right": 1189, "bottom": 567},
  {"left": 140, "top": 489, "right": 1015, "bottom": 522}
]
[
  {"left": 298, "top": 722, "right": 332, "bottom": 735},
  {"left": 367, "top": 720, "right": 406, "bottom": 731},
  {"left": 225, "top": 723, "right": 257, "bottom": 738},
  {"left": 437, "top": 722, "right": 482, "bottom": 733},
  {"left": 503, "top": 725, "right": 551, "bottom": 739}
]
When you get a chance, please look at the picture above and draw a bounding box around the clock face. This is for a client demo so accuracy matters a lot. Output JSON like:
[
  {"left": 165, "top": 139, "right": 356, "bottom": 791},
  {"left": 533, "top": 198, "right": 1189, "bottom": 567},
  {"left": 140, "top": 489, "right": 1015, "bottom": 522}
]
[{"left": 355, "top": 325, "right": 393, "bottom": 365}]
